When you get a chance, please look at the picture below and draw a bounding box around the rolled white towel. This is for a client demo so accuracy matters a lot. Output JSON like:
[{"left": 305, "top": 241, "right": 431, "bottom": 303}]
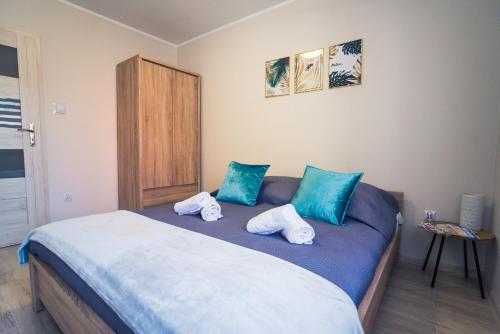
[
  {"left": 247, "top": 204, "right": 315, "bottom": 245},
  {"left": 281, "top": 212, "right": 315, "bottom": 245},
  {"left": 247, "top": 205, "right": 291, "bottom": 234},
  {"left": 174, "top": 192, "right": 212, "bottom": 215},
  {"left": 200, "top": 197, "right": 223, "bottom": 222}
]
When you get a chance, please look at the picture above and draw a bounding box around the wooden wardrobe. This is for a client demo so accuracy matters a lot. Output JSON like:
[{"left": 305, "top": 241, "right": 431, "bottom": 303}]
[{"left": 117, "top": 55, "right": 200, "bottom": 210}]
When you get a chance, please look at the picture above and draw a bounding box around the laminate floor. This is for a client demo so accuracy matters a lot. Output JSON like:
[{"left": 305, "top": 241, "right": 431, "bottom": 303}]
[
  {"left": 373, "top": 261, "right": 500, "bottom": 334},
  {"left": 0, "top": 245, "right": 498, "bottom": 334},
  {"left": 0, "top": 246, "right": 60, "bottom": 334}
]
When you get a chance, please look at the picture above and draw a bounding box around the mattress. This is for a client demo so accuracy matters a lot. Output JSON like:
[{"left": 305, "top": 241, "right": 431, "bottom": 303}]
[{"left": 29, "top": 200, "right": 395, "bottom": 334}]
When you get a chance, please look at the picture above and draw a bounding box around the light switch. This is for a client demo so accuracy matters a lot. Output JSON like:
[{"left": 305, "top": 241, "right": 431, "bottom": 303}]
[{"left": 52, "top": 102, "right": 66, "bottom": 114}]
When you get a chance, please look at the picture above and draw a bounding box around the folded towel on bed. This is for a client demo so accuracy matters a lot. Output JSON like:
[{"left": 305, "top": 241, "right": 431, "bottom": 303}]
[
  {"left": 247, "top": 204, "right": 315, "bottom": 245},
  {"left": 174, "top": 192, "right": 212, "bottom": 215},
  {"left": 281, "top": 217, "right": 315, "bottom": 245},
  {"left": 174, "top": 192, "right": 223, "bottom": 221},
  {"left": 200, "top": 197, "right": 223, "bottom": 222}
]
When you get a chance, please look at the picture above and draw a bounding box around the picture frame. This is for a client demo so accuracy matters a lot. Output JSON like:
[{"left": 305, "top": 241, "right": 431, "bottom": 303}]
[
  {"left": 265, "top": 56, "right": 290, "bottom": 98},
  {"left": 294, "top": 48, "right": 324, "bottom": 94},
  {"left": 328, "top": 39, "right": 363, "bottom": 89}
]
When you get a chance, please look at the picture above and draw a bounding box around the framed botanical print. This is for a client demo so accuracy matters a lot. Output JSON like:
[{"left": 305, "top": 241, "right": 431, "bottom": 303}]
[
  {"left": 329, "top": 39, "right": 362, "bottom": 88},
  {"left": 265, "top": 57, "right": 290, "bottom": 97},
  {"left": 294, "top": 49, "right": 324, "bottom": 93}
]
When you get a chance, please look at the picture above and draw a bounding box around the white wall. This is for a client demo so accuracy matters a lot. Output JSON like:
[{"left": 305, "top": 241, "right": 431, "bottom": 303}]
[
  {"left": 0, "top": 0, "right": 177, "bottom": 221},
  {"left": 179, "top": 0, "right": 500, "bottom": 267}
]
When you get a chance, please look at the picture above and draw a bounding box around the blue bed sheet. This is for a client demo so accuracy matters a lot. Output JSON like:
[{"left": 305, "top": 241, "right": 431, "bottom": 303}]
[
  {"left": 141, "top": 202, "right": 392, "bottom": 306},
  {"left": 29, "top": 201, "right": 395, "bottom": 334}
]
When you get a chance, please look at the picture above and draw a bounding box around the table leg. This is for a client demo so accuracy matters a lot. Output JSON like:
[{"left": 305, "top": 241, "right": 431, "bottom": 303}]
[
  {"left": 472, "top": 240, "right": 485, "bottom": 299},
  {"left": 463, "top": 239, "right": 468, "bottom": 278},
  {"left": 431, "top": 235, "right": 445, "bottom": 288},
  {"left": 422, "top": 234, "right": 437, "bottom": 271}
]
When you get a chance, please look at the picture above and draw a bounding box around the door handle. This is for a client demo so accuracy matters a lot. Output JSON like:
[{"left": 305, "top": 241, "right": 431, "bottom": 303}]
[{"left": 17, "top": 123, "right": 35, "bottom": 146}]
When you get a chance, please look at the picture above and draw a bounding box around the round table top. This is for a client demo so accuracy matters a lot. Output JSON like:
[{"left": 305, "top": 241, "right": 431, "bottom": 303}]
[
  {"left": 473, "top": 230, "right": 496, "bottom": 240},
  {"left": 418, "top": 221, "right": 495, "bottom": 240}
]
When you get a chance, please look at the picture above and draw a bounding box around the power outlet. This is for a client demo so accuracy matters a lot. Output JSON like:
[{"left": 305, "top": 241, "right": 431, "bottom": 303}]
[
  {"left": 63, "top": 193, "right": 73, "bottom": 203},
  {"left": 424, "top": 209, "right": 437, "bottom": 221}
]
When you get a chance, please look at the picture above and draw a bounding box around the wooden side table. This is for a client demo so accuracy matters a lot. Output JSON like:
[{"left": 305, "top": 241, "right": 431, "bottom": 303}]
[{"left": 418, "top": 221, "right": 495, "bottom": 299}]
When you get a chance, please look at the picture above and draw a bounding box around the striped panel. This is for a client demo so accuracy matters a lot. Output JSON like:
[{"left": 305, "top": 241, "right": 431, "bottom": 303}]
[
  {"left": 0, "top": 75, "right": 20, "bottom": 99},
  {"left": 0, "top": 127, "right": 23, "bottom": 149},
  {"left": 0, "top": 97, "right": 21, "bottom": 129},
  {"left": 0, "top": 149, "right": 25, "bottom": 178},
  {"left": 0, "top": 44, "right": 19, "bottom": 78}
]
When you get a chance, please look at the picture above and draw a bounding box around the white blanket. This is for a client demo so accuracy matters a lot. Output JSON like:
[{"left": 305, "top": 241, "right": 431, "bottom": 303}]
[
  {"left": 174, "top": 192, "right": 222, "bottom": 221},
  {"left": 19, "top": 211, "right": 361, "bottom": 334},
  {"left": 247, "top": 204, "right": 315, "bottom": 245}
]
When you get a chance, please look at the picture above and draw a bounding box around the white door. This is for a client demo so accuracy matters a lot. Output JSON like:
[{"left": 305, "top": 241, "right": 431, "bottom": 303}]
[{"left": 0, "top": 29, "right": 48, "bottom": 247}]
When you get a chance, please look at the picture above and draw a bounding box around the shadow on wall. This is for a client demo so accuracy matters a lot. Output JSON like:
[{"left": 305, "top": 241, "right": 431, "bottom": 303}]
[
  {"left": 399, "top": 198, "right": 416, "bottom": 255},
  {"left": 484, "top": 240, "right": 497, "bottom": 293},
  {"left": 484, "top": 202, "right": 497, "bottom": 295}
]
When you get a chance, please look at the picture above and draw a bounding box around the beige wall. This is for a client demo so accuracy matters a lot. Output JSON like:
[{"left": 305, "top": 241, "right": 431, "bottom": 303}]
[
  {"left": 179, "top": 0, "right": 500, "bottom": 267},
  {"left": 1, "top": 0, "right": 499, "bottom": 272},
  {"left": 0, "top": 0, "right": 177, "bottom": 221}
]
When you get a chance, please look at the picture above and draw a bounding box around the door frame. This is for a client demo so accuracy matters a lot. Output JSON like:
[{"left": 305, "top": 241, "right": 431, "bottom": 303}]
[{"left": 0, "top": 28, "right": 49, "bottom": 235}]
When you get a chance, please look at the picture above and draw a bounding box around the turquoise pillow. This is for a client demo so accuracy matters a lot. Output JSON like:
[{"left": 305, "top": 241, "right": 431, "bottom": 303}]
[
  {"left": 291, "top": 166, "right": 363, "bottom": 225},
  {"left": 216, "top": 161, "right": 270, "bottom": 206}
]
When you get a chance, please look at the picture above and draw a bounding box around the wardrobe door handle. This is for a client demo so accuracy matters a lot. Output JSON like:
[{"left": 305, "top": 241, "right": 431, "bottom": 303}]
[{"left": 17, "top": 122, "right": 35, "bottom": 146}]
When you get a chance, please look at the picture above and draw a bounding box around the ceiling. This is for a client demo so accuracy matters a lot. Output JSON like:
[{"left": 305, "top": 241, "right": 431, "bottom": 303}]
[{"left": 65, "top": 0, "right": 289, "bottom": 46}]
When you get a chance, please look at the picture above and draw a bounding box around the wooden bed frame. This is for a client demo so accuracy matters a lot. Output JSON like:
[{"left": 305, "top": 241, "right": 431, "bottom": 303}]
[{"left": 29, "top": 192, "right": 404, "bottom": 334}]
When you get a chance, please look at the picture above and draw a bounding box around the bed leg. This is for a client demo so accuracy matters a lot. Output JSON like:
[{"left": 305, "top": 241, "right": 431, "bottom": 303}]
[{"left": 29, "top": 257, "right": 43, "bottom": 312}]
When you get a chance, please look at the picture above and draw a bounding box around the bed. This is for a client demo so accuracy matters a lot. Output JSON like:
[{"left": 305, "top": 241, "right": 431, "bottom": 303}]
[{"left": 26, "top": 176, "right": 403, "bottom": 334}]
